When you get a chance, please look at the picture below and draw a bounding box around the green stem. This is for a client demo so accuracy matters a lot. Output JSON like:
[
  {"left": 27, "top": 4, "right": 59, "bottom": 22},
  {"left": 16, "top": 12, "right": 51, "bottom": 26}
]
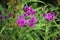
[
  {"left": 0, "top": 26, "right": 5, "bottom": 35},
  {"left": 44, "top": 24, "right": 49, "bottom": 40}
]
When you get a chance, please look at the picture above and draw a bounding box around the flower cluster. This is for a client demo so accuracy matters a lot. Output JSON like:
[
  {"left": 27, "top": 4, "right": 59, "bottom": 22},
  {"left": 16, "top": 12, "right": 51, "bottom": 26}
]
[
  {"left": 16, "top": 6, "right": 37, "bottom": 27},
  {"left": 16, "top": 6, "right": 56, "bottom": 27},
  {"left": 42, "top": 12, "right": 55, "bottom": 21}
]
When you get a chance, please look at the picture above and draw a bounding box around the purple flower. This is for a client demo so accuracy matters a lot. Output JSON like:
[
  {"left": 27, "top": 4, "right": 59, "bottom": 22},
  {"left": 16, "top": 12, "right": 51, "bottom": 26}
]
[
  {"left": 16, "top": 19, "right": 25, "bottom": 27},
  {"left": 24, "top": 6, "right": 29, "bottom": 12},
  {"left": 43, "top": 12, "right": 55, "bottom": 21},
  {"left": 0, "top": 15, "right": 2, "bottom": 20},
  {"left": 25, "top": 19, "right": 30, "bottom": 25},
  {"left": 25, "top": 10, "right": 31, "bottom": 16},
  {"left": 24, "top": 6, "right": 36, "bottom": 16},
  {"left": 28, "top": 16, "right": 37, "bottom": 27},
  {"left": 31, "top": 10, "right": 36, "bottom": 14},
  {"left": 30, "top": 9, "right": 36, "bottom": 14},
  {"left": 30, "top": 16, "right": 37, "bottom": 23},
  {"left": 25, "top": 19, "right": 35, "bottom": 27},
  {"left": 18, "top": 14, "right": 24, "bottom": 19},
  {"left": 16, "top": 14, "right": 25, "bottom": 27},
  {"left": 25, "top": 16, "right": 37, "bottom": 27},
  {"left": 28, "top": 22, "right": 35, "bottom": 27}
]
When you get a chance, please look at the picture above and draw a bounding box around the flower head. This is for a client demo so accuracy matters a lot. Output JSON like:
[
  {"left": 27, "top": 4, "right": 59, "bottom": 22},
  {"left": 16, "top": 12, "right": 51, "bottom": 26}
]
[
  {"left": 43, "top": 12, "right": 55, "bottom": 21},
  {"left": 16, "top": 19, "right": 25, "bottom": 27},
  {"left": 16, "top": 14, "right": 25, "bottom": 27},
  {"left": 28, "top": 22, "right": 35, "bottom": 27},
  {"left": 24, "top": 6, "right": 36, "bottom": 16},
  {"left": 25, "top": 10, "right": 31, "bottom": 16},
  {"left": 24, "top": 6, "right": 29, "bottom": 12},
  {"left": 25, "top": 19, "right": 30, "bottom": 25},
  {"left": 25, "top": 16, "right": 37, "bottom": 27},
  {"left": 30, "top": 16, "right": 37, "bottom": 23},
  {"left": 30, "top": 9, "right": 36, "bottom": 14},
  {"left": 25, "top": 19, "right": 35, "bottom": 27}
]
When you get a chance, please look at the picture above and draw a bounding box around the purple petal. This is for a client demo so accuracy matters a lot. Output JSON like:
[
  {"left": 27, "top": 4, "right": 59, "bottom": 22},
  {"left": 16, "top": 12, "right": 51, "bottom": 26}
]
[
  {"left": 16, "top": 19, "right": 25, "bottom": 27},
  {"left": 28, "top": 7, "right": 36, "bottom": 14},
  {"left": 31, "top": 16, "right": 37, "bottom": 23},
  {"left": 30, "top": 9, "right": 36, "bottom": 14},
  {"left": 29, "top": 23, "right": 35, "bottom": 27},
  {"left": 25, "top": 18, "right": 36, "bottom": 27},
  {"left": 28, "top": 7, "right": 32, "bottom": 10},
  {"left": 18, "top": 14, "right": 24, "bottom": 19},
  {"left": 25, "top": 19, "right": 30, "bottom": 25},
  {"left": 25, "top": 16, "right": 37, "bottom": 27},
  {"left": 25, "top": 10, "right": 31, "bottom": 16},
  {"left": 48, "top": 15, "right": 55, "bottom": 21},
  {"left": 24, "top": 6, "right": 29, "bottom": 12}
]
